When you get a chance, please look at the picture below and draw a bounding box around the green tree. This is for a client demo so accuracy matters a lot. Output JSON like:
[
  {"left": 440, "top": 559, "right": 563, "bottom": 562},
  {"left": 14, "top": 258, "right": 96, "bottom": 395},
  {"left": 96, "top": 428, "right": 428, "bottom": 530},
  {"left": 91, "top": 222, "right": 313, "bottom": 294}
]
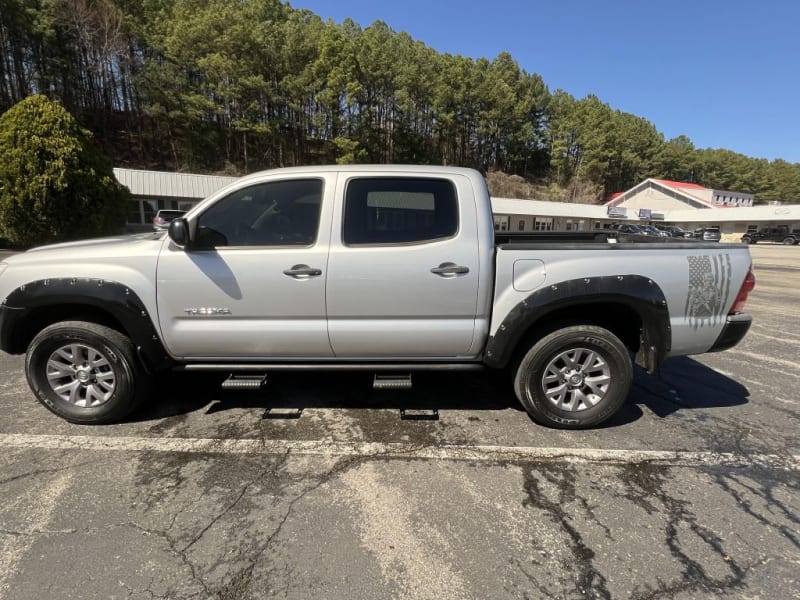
[
  {"left": 654, "top": 135, "right": 698, "bottom": 182},
  {"left": 606, "top": 111, "right": 664, "bottom": 193},
  {"left": 0, "top": 94, "right": 128, "bottom": 245}
]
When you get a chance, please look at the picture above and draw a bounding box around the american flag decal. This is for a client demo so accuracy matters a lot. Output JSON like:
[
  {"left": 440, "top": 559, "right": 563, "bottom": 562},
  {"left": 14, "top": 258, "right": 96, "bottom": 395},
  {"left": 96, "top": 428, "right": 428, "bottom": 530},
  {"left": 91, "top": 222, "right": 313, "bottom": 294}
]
[{"left": 684, "top": 254, "right": 732, "bottom": 329}]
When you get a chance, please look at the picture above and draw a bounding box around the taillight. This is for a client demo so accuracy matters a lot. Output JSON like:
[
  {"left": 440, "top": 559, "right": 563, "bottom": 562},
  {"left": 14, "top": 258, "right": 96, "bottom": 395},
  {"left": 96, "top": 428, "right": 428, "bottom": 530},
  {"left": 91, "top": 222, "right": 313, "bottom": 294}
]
[
  {"left": 154, "top": 216, "right": 163, "bottom": 224},
  {"left": 730, "top": 264, "right": 755, "bottom": 314}
]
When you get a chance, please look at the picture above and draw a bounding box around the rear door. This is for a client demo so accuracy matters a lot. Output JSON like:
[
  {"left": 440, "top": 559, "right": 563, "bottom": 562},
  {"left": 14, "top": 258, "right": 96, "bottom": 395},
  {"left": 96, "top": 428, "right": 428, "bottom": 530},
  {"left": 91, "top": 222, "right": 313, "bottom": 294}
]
[{"left": 325, "top": 174, "right": 481, "bottom": 358}]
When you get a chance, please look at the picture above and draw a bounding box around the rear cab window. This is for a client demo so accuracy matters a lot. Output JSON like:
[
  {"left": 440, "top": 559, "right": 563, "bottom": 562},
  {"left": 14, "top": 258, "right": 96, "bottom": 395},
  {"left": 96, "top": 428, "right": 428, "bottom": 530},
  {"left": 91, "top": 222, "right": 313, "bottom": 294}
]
[{"left": 342, "top": 178, "right": 458, "bottom": 245}]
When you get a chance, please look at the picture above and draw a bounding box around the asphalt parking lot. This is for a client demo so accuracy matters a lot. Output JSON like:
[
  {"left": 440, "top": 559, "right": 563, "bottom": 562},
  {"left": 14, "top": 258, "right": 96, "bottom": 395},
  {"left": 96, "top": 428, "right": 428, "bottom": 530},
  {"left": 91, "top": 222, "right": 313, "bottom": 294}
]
[{"left": 0, "top": 244, "right": 798, "bottom": 599}]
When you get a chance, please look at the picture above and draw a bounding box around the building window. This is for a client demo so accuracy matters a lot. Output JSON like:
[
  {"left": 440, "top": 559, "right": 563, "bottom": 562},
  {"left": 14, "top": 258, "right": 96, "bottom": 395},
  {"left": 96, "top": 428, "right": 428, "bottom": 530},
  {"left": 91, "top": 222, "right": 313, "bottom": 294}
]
[
  {"left": 747, "top": 224, "right": 758, "bottom": 233},
  {"left": 127, "top": 200, "right": 142, "bottom": 225},
  {"left": 534, "top": 217, "right": 553, "bottom": 231},
  {"left": 518, "top": 219, "right": 525, "bottom": 231}
]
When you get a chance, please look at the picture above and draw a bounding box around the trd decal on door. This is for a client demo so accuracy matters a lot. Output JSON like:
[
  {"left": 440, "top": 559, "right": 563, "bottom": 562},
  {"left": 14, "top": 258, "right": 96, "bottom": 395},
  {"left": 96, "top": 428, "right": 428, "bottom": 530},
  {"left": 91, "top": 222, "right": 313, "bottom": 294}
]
[{"left": 685, "top": 254, "right": 732, "bottom": 329}]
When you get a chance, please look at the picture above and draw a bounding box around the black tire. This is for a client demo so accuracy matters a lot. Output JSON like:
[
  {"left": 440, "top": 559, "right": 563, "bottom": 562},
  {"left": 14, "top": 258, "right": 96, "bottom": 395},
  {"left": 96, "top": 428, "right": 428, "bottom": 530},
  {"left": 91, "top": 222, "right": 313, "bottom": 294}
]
[
  {"left": 513, "top": 325, "right": 632, "bottom": 429},
  {"left": 783, "top": 237, "right": 796, "bottom": 245},
  {"left": 25, "top": 321, "right": 150, "bottom": 424}
]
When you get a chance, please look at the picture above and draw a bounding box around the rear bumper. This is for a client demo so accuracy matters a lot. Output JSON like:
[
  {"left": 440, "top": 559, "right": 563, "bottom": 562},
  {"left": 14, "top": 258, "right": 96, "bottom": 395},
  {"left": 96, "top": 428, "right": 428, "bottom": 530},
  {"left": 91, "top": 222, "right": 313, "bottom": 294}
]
[{"left": 708, "top": 313, "right": 752, "bottom": 352}]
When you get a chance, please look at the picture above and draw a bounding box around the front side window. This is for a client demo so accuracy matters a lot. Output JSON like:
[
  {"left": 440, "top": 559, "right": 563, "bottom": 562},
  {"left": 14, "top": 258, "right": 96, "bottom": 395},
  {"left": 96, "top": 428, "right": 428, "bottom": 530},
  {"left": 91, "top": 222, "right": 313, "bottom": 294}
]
[
  {"left": 343, "top": 178, "right": 458, "bottom": 245},
  {"left": 195, "top": 179, "right": 323, "bottom": 248}
]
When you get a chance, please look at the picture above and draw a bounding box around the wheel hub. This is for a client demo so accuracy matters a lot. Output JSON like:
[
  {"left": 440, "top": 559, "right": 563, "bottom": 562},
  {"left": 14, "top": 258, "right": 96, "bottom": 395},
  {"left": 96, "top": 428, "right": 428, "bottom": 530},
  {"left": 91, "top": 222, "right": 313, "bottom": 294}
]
[
  {"left": 567, "top": 372, "right": 584, "bottom": 387},
  {"left": 75, "top": 367, "right": 92, "bottom": 383}
]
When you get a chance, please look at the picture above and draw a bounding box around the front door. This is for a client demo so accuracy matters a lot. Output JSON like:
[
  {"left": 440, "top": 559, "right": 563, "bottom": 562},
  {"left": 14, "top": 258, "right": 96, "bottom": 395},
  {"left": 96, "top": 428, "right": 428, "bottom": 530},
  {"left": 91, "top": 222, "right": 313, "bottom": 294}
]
[{"left": 156, "top": 176, "right": 334, "bottom": 358}]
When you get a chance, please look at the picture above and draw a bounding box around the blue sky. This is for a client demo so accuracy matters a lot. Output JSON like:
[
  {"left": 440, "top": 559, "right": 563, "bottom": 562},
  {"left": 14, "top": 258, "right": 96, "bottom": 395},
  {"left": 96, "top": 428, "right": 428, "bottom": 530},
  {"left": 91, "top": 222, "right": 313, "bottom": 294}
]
[{"left": 291, "top": 0, "right": 800, "bottom": 163}]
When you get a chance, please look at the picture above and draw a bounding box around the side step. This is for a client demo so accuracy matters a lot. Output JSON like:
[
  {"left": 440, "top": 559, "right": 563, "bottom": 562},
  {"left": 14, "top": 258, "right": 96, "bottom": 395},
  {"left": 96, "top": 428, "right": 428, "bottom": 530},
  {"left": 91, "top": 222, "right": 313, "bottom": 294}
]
[
  {"left": 373, "top": 374, "right": 412, "bottom": 390},
  {"left": 263, "top": 407, "right": 303, "bottom": 419},
  {"left": 400, "top": 408, "right": 439, "bottom": 421},
  {"left": 221, "top": 374, "right": 268, "bottom": 390}
]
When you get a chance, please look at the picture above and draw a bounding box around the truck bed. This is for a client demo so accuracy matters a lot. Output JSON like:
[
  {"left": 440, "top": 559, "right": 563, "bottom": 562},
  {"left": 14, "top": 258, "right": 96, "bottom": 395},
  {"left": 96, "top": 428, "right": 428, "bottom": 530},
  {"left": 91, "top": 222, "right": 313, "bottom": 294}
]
[{"left": 495, "top": 230, "right": 735, "bottom": 249}]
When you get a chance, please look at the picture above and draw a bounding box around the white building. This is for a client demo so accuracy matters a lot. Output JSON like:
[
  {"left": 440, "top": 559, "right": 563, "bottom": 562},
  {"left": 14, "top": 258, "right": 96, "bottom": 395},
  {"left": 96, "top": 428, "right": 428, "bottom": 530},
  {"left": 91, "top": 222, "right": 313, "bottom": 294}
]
[
  {"left": 114, "top": 168, "right": 237, "bottom": 227},
  {"left": 494, "top": 178, "right": 798, "bottom": 242},
  {"left": 606, "top": 178, "right": 755, "bottom": 211}
]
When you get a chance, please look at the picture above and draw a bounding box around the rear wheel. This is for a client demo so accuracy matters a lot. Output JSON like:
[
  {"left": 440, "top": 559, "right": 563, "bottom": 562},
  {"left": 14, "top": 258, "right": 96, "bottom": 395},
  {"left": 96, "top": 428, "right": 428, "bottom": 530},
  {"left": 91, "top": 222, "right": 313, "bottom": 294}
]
[
  {"left": 25, "top": 321, "right": 150, "bottom": 424},
  {"left": 783, "top": 236, "right": 796, "bottom": 245},
  {"left": 513, "top": 325, "right": 632, "bottom": 429}
]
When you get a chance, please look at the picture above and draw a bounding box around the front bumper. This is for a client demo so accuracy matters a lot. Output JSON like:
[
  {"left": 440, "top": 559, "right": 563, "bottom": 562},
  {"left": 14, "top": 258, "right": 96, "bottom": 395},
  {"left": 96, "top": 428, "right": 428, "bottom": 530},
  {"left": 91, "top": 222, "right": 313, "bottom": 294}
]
[
  {"left": 708, "top": 313, "right": 752, "bottom": 352},
  {"left": 0, "top": 304, "right": 27, "bottom": 354}
]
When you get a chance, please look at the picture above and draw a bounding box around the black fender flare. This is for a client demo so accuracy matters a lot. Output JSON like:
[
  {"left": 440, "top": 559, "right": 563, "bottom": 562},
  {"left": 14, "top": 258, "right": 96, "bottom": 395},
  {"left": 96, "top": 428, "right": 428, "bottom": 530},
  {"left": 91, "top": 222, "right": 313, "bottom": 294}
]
[
  {"left": 484, "top": 275, "right": 671, "bottom": 373},
  {"left": 0, "top": 278, "right": 172, "bottom": 372}
]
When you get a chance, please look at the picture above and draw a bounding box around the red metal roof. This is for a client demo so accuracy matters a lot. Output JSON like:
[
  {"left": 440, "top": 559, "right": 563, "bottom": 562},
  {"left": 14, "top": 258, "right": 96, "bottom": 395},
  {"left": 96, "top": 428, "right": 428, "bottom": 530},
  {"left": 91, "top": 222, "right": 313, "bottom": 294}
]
[{"left": 652, "top": 179, "right": 706, "bottom": 190}]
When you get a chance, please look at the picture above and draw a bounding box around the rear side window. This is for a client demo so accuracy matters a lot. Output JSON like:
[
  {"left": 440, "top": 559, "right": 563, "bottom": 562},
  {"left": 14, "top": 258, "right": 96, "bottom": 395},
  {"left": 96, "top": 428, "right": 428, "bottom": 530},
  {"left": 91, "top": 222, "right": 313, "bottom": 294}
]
[{"left": 343, "top": 178, "right": 458, "bottom": 245}]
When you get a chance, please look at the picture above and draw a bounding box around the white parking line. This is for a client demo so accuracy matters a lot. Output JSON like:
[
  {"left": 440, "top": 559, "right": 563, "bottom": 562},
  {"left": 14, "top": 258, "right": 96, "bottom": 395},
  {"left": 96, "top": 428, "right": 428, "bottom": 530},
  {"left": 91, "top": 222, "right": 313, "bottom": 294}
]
[
  {"left": 747, "top": 330, "right": 800, "bottom": 347},
  {"left": 0, "top": 433, "right": 797, "bottom": 470},
  {"left": 725, "top": 350, "right": 800, "bottom": 372}
]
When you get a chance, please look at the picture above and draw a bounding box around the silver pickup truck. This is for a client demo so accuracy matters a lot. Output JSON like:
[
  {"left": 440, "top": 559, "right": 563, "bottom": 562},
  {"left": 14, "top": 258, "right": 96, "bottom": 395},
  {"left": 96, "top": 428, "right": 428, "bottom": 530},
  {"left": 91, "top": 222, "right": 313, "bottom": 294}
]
[{"left": 0, "top": 165, "right": 755, "bottom": 428}]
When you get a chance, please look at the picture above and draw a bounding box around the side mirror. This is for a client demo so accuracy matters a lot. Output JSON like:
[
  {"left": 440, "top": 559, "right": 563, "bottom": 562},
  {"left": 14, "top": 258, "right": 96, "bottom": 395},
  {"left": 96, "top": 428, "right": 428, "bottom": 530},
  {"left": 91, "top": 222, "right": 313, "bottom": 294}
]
[{"left": 168, "top": 218, "right": 191, "bottom": 247}]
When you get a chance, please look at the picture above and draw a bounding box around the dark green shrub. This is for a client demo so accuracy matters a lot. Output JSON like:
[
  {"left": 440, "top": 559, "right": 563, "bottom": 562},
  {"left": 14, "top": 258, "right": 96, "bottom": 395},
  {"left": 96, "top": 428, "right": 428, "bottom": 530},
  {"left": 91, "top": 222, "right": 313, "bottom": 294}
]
[{"left": 0, "top": 95, "right": 129, "bottom": 246}]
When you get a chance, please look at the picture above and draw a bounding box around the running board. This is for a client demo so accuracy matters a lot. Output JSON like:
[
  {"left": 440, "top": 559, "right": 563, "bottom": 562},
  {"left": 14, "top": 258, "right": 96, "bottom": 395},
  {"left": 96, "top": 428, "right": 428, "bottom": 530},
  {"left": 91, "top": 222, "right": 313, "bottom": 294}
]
[
  {"left": 178, "top": 363, "right": 485, "bottom": 372},
  {"left": 400, "top": 408, "right": 439, "bottom": 421},
  {"left": 221, "top": 374, "right": 268, "bottom": 390},
  {"left": 373, "top": 374, "right": 412, "bottom": 390}
]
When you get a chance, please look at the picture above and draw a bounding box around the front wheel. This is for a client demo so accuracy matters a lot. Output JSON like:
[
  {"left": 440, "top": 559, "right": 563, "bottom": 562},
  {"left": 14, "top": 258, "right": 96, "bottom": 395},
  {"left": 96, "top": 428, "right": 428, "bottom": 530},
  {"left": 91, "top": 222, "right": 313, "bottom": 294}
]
[
  {"left": 783, "top": 237, "right": 796, "bottom": 245},
  {"left": 25, "top": 321, "right": 150, "bottom": 424},
  {"left": 513, "top": 325, "right": 633, "bottom": 429}
]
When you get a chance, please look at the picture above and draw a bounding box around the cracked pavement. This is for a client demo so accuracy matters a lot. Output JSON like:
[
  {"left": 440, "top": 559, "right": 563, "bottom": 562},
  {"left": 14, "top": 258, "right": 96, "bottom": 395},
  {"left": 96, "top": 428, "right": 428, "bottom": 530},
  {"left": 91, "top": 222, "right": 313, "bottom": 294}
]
[{"left": 0, "top": 245, "right": 798, "bottom": 599}]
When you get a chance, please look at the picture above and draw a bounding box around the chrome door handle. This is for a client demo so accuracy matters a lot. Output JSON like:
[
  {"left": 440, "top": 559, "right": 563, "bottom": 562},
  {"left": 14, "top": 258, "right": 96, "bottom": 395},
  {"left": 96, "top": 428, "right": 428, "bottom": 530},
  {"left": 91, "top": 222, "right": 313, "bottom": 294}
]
[
  {"left": 283, "top": 264, "right": 322, "bottom": 278},
  {"left": 430, "top": 262, "right": 470, "bottom": 276}
]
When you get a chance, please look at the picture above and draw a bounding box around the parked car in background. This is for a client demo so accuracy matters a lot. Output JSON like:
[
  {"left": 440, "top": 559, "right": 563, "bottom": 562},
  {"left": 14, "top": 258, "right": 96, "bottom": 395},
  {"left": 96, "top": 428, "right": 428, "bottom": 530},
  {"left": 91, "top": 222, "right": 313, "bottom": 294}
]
[
  {"left": 741, "top": 226, "right": 798, "bottom": 245},
  {"left": 656, "top": 225, "right": 693, "bottom": 238},
  {"left": 153, "top": 210, "right": 187, "bottom": 231},
  {"left": 640, "top": 225, "right": 669, "bottom": 237},
  {"left": 694, "top": 227, "right": 721, "bottom": 242},
  {"left": 610, "top": 223, "right": 645, "bottom": 235}
]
